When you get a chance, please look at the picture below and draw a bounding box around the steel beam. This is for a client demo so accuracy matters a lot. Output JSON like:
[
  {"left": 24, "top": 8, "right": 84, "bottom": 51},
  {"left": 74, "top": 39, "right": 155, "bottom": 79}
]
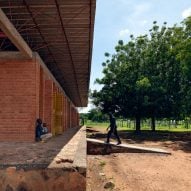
[{"left": 0, "top": 8, "right": 32, "bottom": 58}]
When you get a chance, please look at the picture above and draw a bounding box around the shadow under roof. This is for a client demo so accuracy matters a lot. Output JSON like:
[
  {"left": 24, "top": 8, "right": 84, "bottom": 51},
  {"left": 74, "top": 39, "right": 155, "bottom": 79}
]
[{"left": 0, "top": 0, "right": 96, "bottom": 107}]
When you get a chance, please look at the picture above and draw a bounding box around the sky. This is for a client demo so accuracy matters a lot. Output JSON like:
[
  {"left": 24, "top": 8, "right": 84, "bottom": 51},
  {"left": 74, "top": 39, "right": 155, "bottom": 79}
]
[{"left": 79, "top": 0, "right": 191, "bottom": 113}]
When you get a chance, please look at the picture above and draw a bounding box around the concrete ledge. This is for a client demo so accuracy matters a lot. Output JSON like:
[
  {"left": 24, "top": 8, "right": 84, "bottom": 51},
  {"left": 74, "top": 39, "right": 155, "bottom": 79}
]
[
  {"left": 0, "top": 126, "right": 87, "bottom": 191},
  {"left": 0, "top": 127, "right": 87, "bottom": 190},
  {"left": 87, "top": 138, "right": 171, "bottom": 155},
  {"left": 40, "top": 133, "right": 52, "bottom": 141},
  {"left": 48, "top": 126, "right": 87, "bottom": 175},
  {"left": 73, "top": 127, "right": 86, "bottom": 175}
]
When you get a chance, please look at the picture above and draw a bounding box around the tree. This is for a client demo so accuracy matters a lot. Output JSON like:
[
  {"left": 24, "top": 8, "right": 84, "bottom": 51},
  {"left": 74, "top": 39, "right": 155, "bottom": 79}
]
[
  {"left": 144, "top": 22, "right": 183, "bottom": 130},
  {"left": 174, "top": 16, "right": 191, "bottom": 118},
  {"left": 87, "top": 108, "right": 108, "bottom": 122},
  {"left": 92, "top": 18, "right": 191, "bottom": 132}
]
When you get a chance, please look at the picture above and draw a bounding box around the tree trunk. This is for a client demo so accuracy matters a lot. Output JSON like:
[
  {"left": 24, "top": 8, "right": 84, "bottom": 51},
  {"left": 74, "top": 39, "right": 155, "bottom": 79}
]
[
  {"left": 151, "top": 116, "right": 156, "bottom": 131},
  {"left": 135, "top": 115, "right": 141, "bottom": 133},
  {"left": 185, "top": 120, "right": 188, "bottom": 129},
  {"left": 168, "top": 120, "right": 171, "bottom": 129}
]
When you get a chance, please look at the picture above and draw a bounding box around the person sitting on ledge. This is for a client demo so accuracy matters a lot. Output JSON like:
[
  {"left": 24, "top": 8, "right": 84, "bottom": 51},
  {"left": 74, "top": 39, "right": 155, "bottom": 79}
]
[
  {"left": 35, "top": 118, "right": 43, "bottom": 141},
  {"left": 42, "top": 123, "right": 48, "bottom": 134}
]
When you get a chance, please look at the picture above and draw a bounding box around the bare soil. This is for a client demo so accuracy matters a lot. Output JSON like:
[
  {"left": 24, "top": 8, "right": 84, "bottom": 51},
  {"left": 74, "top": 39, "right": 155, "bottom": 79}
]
[{"left": 87, "top": 127, "right": 191, "bottom": 191}]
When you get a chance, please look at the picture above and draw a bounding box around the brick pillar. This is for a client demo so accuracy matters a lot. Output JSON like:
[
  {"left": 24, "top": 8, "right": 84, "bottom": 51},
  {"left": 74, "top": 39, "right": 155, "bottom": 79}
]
[
  {"left": 70, "top": 104, "right": 72, "bottom": 128},
  {"left": 69, "top": 102, "right": 72, "bottom": 128},
  {"left": 60, "top": 92, "right": 64, "bottom": 133},
  {"left": 51, "top": 84, "right": 57, "bottom": 136},
  {"left": 0, "top": 58, "right": 40, "bottom": 141},
  {"left": 75, "top": 110, "right": 78, "bottom": 126},
  {"left": 39, "top": 67, "right": 44, "bottom": 120},
  {"left": 65, "top": 96, "right": 67, "bottom": 130},
  {"left": 65, "top": 98, "right": 67, "bottom": 129},
  {"left": 68, "top": 100, "right": 70, "bottom": 128},
  {"left": 71, "top": 105, "right": 74, "bottom": 127},
  {"left": 63, "top": 95, "right": 67, "bottom": 132},
  {"left": 66, "top": 97, "right": 68, "bottom": 129},
  {"left": 77, "top": 112, "right": 79, "bottom": 126},
  {"left": 44, "top": 79, "right": 53, "bottom": 133},
  {"left": 74, "top": 110, "right": 76, "bottom": 126}
]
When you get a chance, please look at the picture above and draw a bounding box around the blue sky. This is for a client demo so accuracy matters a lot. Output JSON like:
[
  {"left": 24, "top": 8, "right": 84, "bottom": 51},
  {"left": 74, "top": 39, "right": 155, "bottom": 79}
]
[{"left": 80, "top": 0, "right": 191, "bottom": 112}]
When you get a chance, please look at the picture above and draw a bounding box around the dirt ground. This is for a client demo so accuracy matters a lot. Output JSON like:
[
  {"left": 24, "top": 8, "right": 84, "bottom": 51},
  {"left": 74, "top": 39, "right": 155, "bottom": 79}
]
[{"left": 87, "top": 127, "right": 191, "bottom": 191}]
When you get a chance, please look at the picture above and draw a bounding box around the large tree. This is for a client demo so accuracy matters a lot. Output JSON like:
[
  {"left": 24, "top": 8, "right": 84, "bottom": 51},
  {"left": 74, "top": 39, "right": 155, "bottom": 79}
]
[
  {"left": 174, "top": 17, "right": 191, "bottom": 117},
  {"left": 92, "top": 18, "right": 191, "bottom": 132}
]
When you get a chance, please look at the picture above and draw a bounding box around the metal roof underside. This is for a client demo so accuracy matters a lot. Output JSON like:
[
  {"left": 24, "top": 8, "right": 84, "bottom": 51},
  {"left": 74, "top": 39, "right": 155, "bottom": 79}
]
[{"left": 0, "top": 0, "right": 96, "bottom": 107}]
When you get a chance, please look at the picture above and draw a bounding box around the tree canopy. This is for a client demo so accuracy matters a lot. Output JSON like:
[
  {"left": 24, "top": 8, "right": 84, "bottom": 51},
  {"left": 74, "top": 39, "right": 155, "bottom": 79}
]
[
  {"left": 80, "top": 108, "right": 108, "bottom": 122},
  {"left": 91, "top": 17, "right": 191, "bottom": 132}
]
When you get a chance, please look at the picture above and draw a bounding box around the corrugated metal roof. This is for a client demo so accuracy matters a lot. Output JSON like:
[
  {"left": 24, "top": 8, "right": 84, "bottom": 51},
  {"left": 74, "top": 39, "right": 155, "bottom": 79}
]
[{"left": 0, "top": 0, "right": 96, "bottom": 106}]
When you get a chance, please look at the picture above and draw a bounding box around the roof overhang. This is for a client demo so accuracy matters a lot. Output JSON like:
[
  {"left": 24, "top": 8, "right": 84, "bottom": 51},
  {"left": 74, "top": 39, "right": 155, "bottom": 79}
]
[{"left": 0, "top": 0, "right": 96, "bottom": 107}]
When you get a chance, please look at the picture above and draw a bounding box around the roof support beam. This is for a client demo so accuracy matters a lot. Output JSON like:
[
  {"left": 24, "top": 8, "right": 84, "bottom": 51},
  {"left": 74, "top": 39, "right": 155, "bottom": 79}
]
[
  {"left": 0, "top": 8, "right": 32, "bottom": 58},
  {"left": 54, "top": 0, "right": 82, "bottom": 106},
  {"left": 0, "top": 51, "right": 74, "bottom": 106}
]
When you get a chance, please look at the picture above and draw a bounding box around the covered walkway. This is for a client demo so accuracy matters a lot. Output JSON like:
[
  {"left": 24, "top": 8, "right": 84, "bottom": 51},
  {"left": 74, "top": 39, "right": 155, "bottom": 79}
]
[
  {"left": 0, "top": 126, "right": 86, "bottom": 173},
  {"left": 0, "top": 0, "right": 96, "bottom": 141}
]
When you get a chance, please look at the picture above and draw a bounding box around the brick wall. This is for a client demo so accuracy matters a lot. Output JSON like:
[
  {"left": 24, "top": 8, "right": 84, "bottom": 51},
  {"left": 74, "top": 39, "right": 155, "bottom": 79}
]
[
  {"left": 39, "top": 67, "right": 44, "bottom": 120},
  {"left": 0, "top": 59, "right": 40, "bottom": 141},
  {"left": 0, "top": 53, "right": 79, "bottom": 141},
  {"left": 43, "top": 79, "right": 53, "bottom": 133}
]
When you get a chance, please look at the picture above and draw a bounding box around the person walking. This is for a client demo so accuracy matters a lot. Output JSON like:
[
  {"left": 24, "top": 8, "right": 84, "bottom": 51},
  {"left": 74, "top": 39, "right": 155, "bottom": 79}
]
[{"left": 106, "top": 113, "right": 121, "bottom": 145}]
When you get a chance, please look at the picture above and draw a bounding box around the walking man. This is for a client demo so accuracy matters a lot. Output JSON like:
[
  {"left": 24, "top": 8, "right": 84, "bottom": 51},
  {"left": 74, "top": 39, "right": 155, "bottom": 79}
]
[{"left": 106, "top": 113, "right": 121, "bottom": 145}]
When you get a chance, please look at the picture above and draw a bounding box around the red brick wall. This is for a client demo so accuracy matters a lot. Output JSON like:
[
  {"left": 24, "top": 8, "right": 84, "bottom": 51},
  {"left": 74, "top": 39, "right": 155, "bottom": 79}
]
[
  {"left": 0, "top": 55, "right": 80, "bottom": 141},
  {"left": 63, "top": 96, "right": 67, "bottom": 131},
  {"left": 43, "top": 79, "right": 53, "bottom": 133},
  {"left": 39, "top": 67, "right": 44, "bottom": 120},
  {"left": 67, "top": 100, "right": 71, "bottom": 128},
  {"left": 0, "top": 59, "right": 40, "bottom": 141}
]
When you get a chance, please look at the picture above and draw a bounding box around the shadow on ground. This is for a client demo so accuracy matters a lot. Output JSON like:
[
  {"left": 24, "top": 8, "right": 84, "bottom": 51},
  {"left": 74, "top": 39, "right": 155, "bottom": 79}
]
[{"left": 0, "top": 127, "right": 80, "bottom": 169}]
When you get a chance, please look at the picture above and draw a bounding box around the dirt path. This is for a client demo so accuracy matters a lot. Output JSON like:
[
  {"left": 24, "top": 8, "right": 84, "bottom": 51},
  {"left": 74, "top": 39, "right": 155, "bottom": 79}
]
[{"left": 87, "top": 127, "right": 191, "bottom": 191}]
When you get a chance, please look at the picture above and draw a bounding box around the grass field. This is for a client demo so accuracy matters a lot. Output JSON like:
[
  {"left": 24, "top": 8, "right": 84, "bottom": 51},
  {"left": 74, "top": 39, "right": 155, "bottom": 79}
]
[{"left": 85, "top": 120, "right": 191, "bottom": 132}]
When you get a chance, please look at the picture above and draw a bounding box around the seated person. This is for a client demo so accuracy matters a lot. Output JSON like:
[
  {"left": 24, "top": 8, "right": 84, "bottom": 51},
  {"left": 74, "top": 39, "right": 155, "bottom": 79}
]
[
  {"left": 42, "top": 123, "right": 48, "bottom": 134},
  {"left": 35, "top": 118, "right": 43, "bottom": 141}
]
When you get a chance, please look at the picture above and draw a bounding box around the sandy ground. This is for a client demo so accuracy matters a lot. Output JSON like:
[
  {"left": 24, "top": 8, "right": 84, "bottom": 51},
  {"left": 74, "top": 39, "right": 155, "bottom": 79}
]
[{"left": 87, "top": 127, "right": 191, "bottom": 191}]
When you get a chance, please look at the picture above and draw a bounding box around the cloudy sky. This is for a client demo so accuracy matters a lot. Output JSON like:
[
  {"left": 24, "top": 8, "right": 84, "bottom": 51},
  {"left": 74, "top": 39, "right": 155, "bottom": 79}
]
[{"left": 80, "top": 0, "right": 191, "bottom": 112}]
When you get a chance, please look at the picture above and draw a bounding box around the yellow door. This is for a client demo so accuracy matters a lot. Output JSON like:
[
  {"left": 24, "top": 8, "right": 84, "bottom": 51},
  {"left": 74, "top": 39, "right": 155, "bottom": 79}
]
[{"left": 52, "top": 92, "right": 63, "bottom": 135}]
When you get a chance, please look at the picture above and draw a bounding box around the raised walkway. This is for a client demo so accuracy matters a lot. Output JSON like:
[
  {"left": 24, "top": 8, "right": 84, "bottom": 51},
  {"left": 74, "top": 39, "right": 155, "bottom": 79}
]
[
  {"left": 0, "top": 126, "right": 87, "bottom": 191},
  {"left": 48, "top": 126, "right": 86, "bottom": 174},
  {"left": 87, "top": 138, "right": 171, "bottom": 155},
  {"left": 0, "top": 126, "right": 87, "bottom": 175}
]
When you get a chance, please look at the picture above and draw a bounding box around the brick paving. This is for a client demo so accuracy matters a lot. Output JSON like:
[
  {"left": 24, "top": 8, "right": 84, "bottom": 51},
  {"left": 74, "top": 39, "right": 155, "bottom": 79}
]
[
  {"left": 48, "top": 126, "right": 86, "bottom": 171},
  {"left": 0, "top": 126, "right": 85, "bottom": 170}
]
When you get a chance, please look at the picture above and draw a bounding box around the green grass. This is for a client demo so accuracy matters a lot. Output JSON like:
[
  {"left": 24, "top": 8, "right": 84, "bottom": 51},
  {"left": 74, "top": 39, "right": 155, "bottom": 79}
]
[{"left": 86, "top": 120, "right": 191, "bottom": 132}]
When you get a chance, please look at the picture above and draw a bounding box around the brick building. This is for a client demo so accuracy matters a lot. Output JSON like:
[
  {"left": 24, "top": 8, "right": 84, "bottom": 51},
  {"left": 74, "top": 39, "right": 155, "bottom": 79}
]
[{"left": 0, "top": 0, "right": 96, "bottom": 141}]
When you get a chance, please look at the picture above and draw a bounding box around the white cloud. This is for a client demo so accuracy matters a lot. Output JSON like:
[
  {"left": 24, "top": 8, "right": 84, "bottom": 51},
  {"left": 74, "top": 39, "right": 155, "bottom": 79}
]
[
  {"left": 182, "top": 7, "right": 191, "bottom": 19},
  {"left": 126, "top": 3, "right": 151, "bottom": 29},
  {"left": 118, "top": 0, "right": 133, "bottom": 6},
  {"left": 119, "top": 28, "right": 130, "bottom": 37},
  {"left": 78, "top": 103, "right": 95, "bottom": 113},
  {"left": 133, "top": 3, "right": 151, "bottom": 17}
]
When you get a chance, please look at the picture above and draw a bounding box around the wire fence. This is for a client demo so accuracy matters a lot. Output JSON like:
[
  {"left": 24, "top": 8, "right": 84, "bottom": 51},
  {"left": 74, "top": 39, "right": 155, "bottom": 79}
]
[{"left": 85, "top": 119, "right": 191, "bottom": 131}]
